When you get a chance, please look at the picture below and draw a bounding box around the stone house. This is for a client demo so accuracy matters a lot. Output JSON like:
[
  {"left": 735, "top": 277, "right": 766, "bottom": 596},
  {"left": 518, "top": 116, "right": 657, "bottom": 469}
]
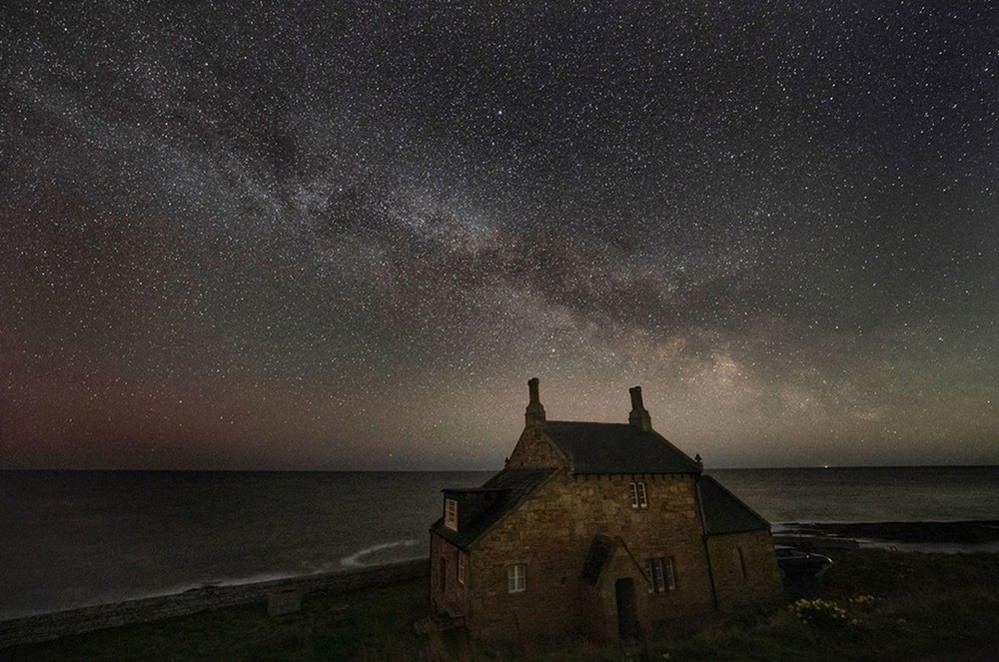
[{"left": 428, "top": 378, "right": 781, "bottom": 643}]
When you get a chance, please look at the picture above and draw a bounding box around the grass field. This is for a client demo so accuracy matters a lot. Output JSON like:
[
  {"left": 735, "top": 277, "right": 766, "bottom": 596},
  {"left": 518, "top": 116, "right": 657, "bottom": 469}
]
[{"left": 7, "top": 548, "right": 999, "bottom": 661}]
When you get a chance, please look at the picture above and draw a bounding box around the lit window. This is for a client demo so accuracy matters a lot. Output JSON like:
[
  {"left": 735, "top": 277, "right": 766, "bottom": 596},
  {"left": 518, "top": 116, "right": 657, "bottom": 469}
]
[
  {"left": 646, "top": 557, "right": 677, "bottom": 593},
  {"left": 457, "top": 552, "right": 466, "bottom": 585},
  {"left": 507, "top": 563, "right": 526, "bottom": 593},
  {"left": 630, "top": 481, "right": 648, "bottom": 509},
  {"left": 444, "top": 498, "right": 458, "bottom": 530}
]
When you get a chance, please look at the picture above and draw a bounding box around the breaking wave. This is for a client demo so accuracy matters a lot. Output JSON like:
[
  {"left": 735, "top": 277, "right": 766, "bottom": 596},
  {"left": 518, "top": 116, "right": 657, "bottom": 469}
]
[{"left": 340, "top": 539, "right": 421, "bottom": 568}]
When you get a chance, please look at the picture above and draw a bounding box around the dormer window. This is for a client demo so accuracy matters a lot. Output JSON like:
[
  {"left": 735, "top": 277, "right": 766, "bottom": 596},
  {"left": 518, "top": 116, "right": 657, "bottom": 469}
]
[
  {"left": 444, "top": 498, "right": 458, "bottom": 530},
  {"left": 630, "top": 481, "right": 648, "bottom": 509}
]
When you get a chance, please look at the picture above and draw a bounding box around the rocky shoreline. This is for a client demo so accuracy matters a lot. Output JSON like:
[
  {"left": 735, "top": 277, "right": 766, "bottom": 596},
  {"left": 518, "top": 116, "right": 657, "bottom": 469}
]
[
  {"left": 0, "top": 558, "right": 428, "bottom": 650},
  {"left": 774, "top": 519, "right": 999, "bottom": 551}
]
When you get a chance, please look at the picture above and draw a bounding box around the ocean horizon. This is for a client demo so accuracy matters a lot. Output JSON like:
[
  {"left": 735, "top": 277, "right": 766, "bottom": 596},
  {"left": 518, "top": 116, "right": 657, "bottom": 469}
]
[{"left": 3, "top": 465, "right": 999, "bottom": 621}]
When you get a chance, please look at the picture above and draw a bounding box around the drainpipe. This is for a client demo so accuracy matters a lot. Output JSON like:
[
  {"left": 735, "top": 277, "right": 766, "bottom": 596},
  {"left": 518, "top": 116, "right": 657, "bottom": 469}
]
[
  {"left": 427, "top": 530, "right": 436, "bottom": 612},
  {"left": 694, "top": 475, "right": 720, "bottom": 609}
]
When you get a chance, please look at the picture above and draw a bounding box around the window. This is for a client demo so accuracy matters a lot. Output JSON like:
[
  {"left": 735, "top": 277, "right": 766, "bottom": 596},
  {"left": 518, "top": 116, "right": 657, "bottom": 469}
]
[
  {"left": 736, "top": 547, "right": 748, "bottom": 581},
  {"left": 646, "top": 557, "right": 677, "bottom": 593},
  {"left": 444, "top": 498, "right": 458, "bottom": 530},
  {"left": 457, "top": 552, "right": 466, "bottom": 585},
  {"left": 507, "top": 563, "right": 526, "bottom": 593},
  {"left": 439, "top": 557, "right": 447, "bottom": 592},
  {"left": 630, "top": 481, "right": 648, "bottom": 509}
]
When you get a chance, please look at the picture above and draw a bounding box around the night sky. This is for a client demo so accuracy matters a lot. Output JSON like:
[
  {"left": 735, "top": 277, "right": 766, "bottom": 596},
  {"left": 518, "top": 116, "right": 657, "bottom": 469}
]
[{"left": 2, "top": 2, "right": 997, "bottom": 470}]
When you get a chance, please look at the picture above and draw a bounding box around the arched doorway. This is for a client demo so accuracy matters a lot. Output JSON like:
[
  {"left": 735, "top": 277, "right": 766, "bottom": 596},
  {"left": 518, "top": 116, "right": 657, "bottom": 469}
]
[{"left": 614, "top": 577, "right": 640, "bottom": 640}]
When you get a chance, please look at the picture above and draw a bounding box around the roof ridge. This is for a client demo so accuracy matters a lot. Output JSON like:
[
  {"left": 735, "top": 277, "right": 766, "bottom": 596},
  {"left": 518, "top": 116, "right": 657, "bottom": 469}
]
[{"left": 546, "top": 420, "right": 631, "bottom": 426}]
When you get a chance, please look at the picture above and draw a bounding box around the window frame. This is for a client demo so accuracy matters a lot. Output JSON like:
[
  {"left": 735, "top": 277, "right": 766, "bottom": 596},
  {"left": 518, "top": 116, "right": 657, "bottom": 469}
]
[
  {"left": 444, "top": 498, "right": 458, "bottom": 530},
  {"left": 506, "top": 563, "right": 526, "bottom": 593},
  {"left": 630, "top": 481, "right": 649, "bottom": 509},
  {"left": 646, "top": 556, "right": 678, "bottom": 593},
  {"left": 457, "top": 551, "right": 466, "bottom": 585},
  {"left": 664, "top": 556, "right": 677, "bottom": 591}
]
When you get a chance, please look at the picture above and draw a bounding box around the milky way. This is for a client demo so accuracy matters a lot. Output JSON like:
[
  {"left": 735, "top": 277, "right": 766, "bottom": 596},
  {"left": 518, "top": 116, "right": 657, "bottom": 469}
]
[{"left": 2, "top": 2, "right": 997, "bottom": 469}]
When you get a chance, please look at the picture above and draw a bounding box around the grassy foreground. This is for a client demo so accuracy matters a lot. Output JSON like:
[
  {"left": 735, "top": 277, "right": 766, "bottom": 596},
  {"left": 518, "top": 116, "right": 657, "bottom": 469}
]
[{"left": 7, "top": 549, "right": 999, "bottom": 661}]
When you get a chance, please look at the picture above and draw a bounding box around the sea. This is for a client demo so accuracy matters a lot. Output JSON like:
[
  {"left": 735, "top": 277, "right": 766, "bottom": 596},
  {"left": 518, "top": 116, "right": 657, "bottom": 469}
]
[{"left": 2, "top": 466, "right": 998, "bottom": 621}]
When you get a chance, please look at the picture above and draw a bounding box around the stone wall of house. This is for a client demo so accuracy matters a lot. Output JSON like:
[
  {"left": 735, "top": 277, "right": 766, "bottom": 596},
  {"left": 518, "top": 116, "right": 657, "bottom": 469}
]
[
  {"left": 505, "top": 427, "right": 565, "bottom": 469},
  {"left": 429, "top": 533, "right": 468, "bottom": 616},
  {"left": 466, "top": 471, "right": 715, "bottom": 643},
  {"left": 706, "top": 530, "right": 781, "bottom": 608}
]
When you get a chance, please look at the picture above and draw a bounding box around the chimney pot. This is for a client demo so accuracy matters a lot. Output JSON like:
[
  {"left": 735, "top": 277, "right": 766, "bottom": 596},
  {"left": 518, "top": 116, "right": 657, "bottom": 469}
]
[
  {"left": 629, "top": 386, "right": 644, "bottom": 410},
  {"left": 525, "top": 377, "right": 546, "bottom": 426},
  {"left": 528, "top": 377, "right": 540, "bottom": 404}
]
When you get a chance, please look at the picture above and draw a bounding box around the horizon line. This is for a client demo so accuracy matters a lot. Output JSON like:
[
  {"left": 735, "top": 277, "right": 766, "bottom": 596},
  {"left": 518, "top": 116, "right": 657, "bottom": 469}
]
[{"left": 2, "top": 463, "right": 998, "bottom": 473}]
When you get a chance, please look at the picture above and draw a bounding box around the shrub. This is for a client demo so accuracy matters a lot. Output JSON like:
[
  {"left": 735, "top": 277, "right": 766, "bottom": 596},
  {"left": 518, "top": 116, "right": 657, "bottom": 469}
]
[
  {"left": 848, "top": 594, "right": 877, "bottom": 612},
  {"left": 789, "top": 598, "right": 848, "bottom": 628}
]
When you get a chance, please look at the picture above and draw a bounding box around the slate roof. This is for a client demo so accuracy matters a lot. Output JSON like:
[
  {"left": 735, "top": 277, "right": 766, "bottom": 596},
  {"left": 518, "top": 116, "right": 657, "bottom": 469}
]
[
  {"left": 698, "top": 475, "right": 770, "bottom": 535},
  {"left": 431, "top": 468, "right": 555, "bottom": 549},
  {"left": 543, "top": 421, "right": 702, "bottom": 475}
]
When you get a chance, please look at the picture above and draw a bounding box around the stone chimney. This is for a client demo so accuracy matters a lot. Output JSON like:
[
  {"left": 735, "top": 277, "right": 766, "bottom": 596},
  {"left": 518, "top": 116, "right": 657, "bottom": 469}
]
[
  {"left": 628, "top": 386, "right": 652, "bottom": 431},
  {"left": 524, "top": 377, "right": 546, "bottom": 427}
]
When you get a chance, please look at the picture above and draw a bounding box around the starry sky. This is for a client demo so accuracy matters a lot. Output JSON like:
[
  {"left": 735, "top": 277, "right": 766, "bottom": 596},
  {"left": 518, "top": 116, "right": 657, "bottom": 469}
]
[{"left": 2, "top": 2, "right": 997, "bottom": 470}]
